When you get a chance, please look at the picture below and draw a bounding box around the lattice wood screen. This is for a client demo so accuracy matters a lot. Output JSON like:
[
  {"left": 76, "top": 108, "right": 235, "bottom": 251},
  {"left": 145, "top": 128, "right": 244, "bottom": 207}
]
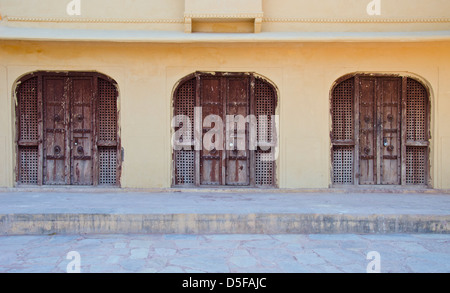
[
  {"left": 17, "top": 77, "right": 39, "bottom": 184},
  {"left": 255, "top": 78, "right": 276, "bottom": 186},
  {"left": 175, "top": 150, "right": 195, "bottom": 185},
  {"left": 332, "top": 78, "right": 354, "bottom": 141},
  {"left": 19, "top": 146, "right": 39, "bottom": 184},
  {"left": 98, "top": 78, "right": 118, "bottom": 185},
  {"left": 406, "top": 146, "right": 426, "bottom": 185},
  {"left": 332, "top": 146, "right": 354, "bottom": 185},
  {"left": 174, "top": 78, "right": 196, "bottom": 186},
  {"left": 331, "top": 77, "right": 354, "bottom": 185},
  {"left": 99, "top": 147, "right": 117, "bottom": 185},
  {"left": 406, "top": 78, "right": 428, "bottom": 185}
]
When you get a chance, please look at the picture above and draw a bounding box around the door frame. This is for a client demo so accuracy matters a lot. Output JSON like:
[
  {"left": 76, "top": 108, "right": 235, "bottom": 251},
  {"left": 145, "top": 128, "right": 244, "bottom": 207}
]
[
  {"left": 330, "top": 72, "right": 432, "bottom": 187},
  {"left": 171, "top": 71, "right": 279, "bottom": 188},
  {"left": 14, "top": 71, "right": 122, "bottom": 186}
]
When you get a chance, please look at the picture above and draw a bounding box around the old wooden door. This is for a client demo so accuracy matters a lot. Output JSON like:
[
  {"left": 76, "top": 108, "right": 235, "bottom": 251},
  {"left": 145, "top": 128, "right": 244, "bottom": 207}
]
[
  {"left": 200, "top": 76, "right": 251, "bottom": 186},
  {"left": 17, "top": 72, "right": 120, "bottom": 186},
  {"left": 43, "top": 76, "right": 94, "bottom": 185},
  {"left": 173, "top": 72, "right": 277, "bottom": 188},
  {"left": 331, "top": 74, "right": 429, "bottom": 186},
  {"left": 359, "top": 77, "right": 401, "bottom": 185}
]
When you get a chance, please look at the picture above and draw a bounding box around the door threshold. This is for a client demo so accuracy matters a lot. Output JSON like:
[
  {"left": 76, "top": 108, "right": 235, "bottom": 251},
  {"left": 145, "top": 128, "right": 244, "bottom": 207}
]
[{"left": 331, "top": 184, "right": 436, "bottom": 193}]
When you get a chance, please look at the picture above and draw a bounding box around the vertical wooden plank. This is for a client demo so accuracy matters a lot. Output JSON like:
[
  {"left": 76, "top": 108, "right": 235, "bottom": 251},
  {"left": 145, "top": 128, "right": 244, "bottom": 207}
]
[
  {"left": 396, "top": 78, "right": 402, "bottom": 184},
  {"left": 401, "top": 77, "right": 407, "bottom": 185},
  {"left": 194, "top": 73, "right": 201, "bottom": 186},
  {"left": 37, "top": 74, "right": 44, "bottom": 185},
  {"left": 249, "top": 74, "right": 256, "bottom": 187},
  {"left": 14, "top": 80, "right": 20, "bottom": 185},
  {"left": 225, "top": 77, "right": 250, "bottom": 186},
  {"left": 71, "top": 77, "right": 94, "bottom": 185},
  {"left": 115, "top": 81, "right": 121, "bottom": 187},
  {"left": 221, "top": 77, "right": 227, "bottom": 186},
  {"left": 43, "top": 76, "right": 70, "bottom": 185},
  {"left": 354, "top": 75, "right": 360, "bottom": 186},
  {"left": 359, "top": 77, "right": 376, "bottom": 185},
  {"left": 92, "top": 76, "right": 99, "bottom": 186},
  {"left": 380, "top": 78, "right": 401, "bottom": 185},
  {"left": 376, "top": 78, "right": 382, "bottom": 185}
]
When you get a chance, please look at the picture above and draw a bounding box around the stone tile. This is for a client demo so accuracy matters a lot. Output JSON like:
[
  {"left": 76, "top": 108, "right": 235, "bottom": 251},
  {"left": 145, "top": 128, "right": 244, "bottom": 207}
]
[
  {"left": 158, "top": 266, "right": 185, "bottom": 273},
  {"left": 179, "top": 248, "right": 228, "bottom": 257},
  {"left": 113, "top": 242, "right": 127, "bottom": 249},
  {"left": 129, "top": 240, "right": 153, "bottom": 248},
  {"left": 120, "top": 259, "right": 148, "bottom": 272},
  {"left": 391, "top": 241, "right": 431, "bottom": 253},
  {"left": 276, "top": 260, "right": 311, "bottom": 273},
  {"left": 106, "top": 255, "right": 123, "bottom": 264},
  {"left": 138, "top": 268, "right": 158, "bottom": 273},
  {"left": 170, "top": 256, "right": 230, "bottom": 273},
  {"left": 130, "top": 248, "right": 149, "bottom": 259},
  {"left": 308, "top": 234, "right": 363, "bottom": 241},
  {"left": 270, "top": 234, "right": 310, "bottom": 244},
  {"left": 231, "top": 249, "right": 251, "bottom": 257},
  {"left": 154, "top": 248, "right": 177, "bottom": 256},
  {"left": 164, "top": 234, "right": 200, "bottom": 240},
  {"left": 229, "top": 256, "right": 258, "bottom": 268},
  {"left": 294, "top": 251, "right": 327, "bottom": 265},
  {"left": 241, "top": 239, "right": 282, "bottom": 249},
  {"left": 204, "top": 235, "right": 271, "bottom": 241}
]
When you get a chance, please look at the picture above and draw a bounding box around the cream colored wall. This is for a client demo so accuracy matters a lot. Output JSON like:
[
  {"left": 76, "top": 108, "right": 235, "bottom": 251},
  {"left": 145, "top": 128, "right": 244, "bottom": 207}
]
[
  {"left": 0, "top": 40, "right": 449, "bottom": 188},
  {"left": 0, "top": 0, "right": 448, "bottom": 32}
]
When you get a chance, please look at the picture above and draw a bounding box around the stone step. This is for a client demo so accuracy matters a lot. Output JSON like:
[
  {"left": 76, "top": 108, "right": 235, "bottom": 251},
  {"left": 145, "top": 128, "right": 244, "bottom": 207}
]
[{"left": 1, "top": 213, "right": 448, "bottom": 235}]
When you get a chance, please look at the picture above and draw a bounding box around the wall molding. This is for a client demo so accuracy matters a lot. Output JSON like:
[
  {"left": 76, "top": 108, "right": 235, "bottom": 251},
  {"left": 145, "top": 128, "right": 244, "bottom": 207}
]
[
  {"left": 5, "top": 16, "right": 185, "bottom": 24},
  {"left": 5, "top": 16, "right": 450, "bottom": 25},
  {"left": 262, "top": 17, "right": 450, "bottom": 24}
]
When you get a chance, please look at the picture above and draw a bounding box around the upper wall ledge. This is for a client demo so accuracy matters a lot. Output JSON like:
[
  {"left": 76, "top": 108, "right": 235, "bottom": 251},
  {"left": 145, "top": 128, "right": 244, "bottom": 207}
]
[
  {"left": 0, "top": 26, "right": 449, "bottom": 43},
  {"left": 0, "top": 0, "right": 449, "bottom": 34}
]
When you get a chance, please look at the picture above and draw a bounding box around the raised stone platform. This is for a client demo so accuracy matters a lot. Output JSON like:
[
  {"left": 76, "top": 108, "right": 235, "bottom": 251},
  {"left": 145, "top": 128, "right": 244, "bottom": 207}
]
[{"left": 0, "top": 188, "right": 449, "bottom": 235}]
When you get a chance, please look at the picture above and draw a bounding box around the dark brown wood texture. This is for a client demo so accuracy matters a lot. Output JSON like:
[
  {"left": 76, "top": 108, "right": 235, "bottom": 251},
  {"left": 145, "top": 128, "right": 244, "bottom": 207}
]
[
  {"left": 173, "top": 72, "right": 277, "bottom": 187},
  {"left": 332, "top": 74, "right": 429, "bottom": 186},
  {"left": 16, "top": 72, "right": 120, "bottom": 186}
]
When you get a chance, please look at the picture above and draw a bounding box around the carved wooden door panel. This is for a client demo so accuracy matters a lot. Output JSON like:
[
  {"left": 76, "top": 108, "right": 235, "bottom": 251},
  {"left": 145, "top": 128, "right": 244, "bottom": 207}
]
[
  {"left": 225, "top": 77, "right": 250, "bottom": 186},
  {"left": 43, "top": 76, "right": 70, "bottom": 185},
  {"left": 199, "top": 76, "right": 251, "bottom": 186},
  {"left": 43, "top": 76, "right": 94, "bottom": 185},
  {"left": 17, "top": 72, "right": 120, "bottom": 186},
  {"left": 200, "top": 76, "right": 224, "bottom": 185},
  {"left": 70, "top": 77, "right": 94, "bottom": 185},
  {"left": 358, "top": 77, "right": 401, "bottom": 185},
  {"left": 173, "top": 72, "right": 276, "bottom": 188}
]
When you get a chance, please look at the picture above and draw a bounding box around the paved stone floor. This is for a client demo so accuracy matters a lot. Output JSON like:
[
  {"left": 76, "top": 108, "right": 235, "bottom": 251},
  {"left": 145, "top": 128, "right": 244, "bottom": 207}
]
[{"left": 0, "top": 234, "right": 449, "bottom": 273}]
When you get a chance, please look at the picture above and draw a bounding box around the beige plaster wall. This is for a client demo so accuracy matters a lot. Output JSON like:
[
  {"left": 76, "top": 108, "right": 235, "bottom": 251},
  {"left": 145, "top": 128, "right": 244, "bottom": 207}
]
[
  {"left": 0, "top": 40, "right": 449, "bottom": 189},
  {"left": 0, "top": 0, "right": 449, "bottom": 32}
]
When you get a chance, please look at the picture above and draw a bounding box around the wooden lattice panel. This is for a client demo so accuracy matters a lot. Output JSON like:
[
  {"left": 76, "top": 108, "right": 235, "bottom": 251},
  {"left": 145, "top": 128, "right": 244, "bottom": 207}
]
[
  {"left": 255, "top": 150, "right": 274, "bottom": 186},
  {"left": 175, "top": 150, "right": 195, "bottom": 185},
  {"left": 19, "top": 146, "right": 39, "bottom": 184},
  {"left": 332, "top": 146, "right": 354, "bottom": 184},
  {"left": 174, "top": 78, "right": 196, "bottom": 186},
  {"left": 18, "top": 77, "right": 39, "bottom": 141},
  {"left": 98, "top": 79, "right": 118, "bottom": 142},
  {"left": 255, "top": 78, "right": 276, "bottom": 186},
  {"left": 99, "top": 147, "right": 117, "bottom": 185},
  {"left": 98, "top": 79, "right": 118, "bottom": 185},
  {"left": 255, "top": 78, "right": 276, "bottom": 143},
  {"left": 406, "top": 146, "right": 426, "bottom": 185},
  {"left": 332, "top": 78, "right": 354, "bottom": 141},
  {"left": 406, "top": 79, "right": 427, "bottom": 141},
  {"left": 174, "top": 78, "right": 195, "bottom": 142}
]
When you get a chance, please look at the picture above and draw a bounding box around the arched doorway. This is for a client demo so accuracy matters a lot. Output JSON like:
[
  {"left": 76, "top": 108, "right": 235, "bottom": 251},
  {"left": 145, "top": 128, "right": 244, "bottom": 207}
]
[
  {"left": 172, "top": 72, "right": 278, "bottom": 187},
  {"left": 16, "top": 72, "right": 121, "bottom": 186},
  {"left": 331, "top": 74, "right": 430, "bottom": 186}
]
